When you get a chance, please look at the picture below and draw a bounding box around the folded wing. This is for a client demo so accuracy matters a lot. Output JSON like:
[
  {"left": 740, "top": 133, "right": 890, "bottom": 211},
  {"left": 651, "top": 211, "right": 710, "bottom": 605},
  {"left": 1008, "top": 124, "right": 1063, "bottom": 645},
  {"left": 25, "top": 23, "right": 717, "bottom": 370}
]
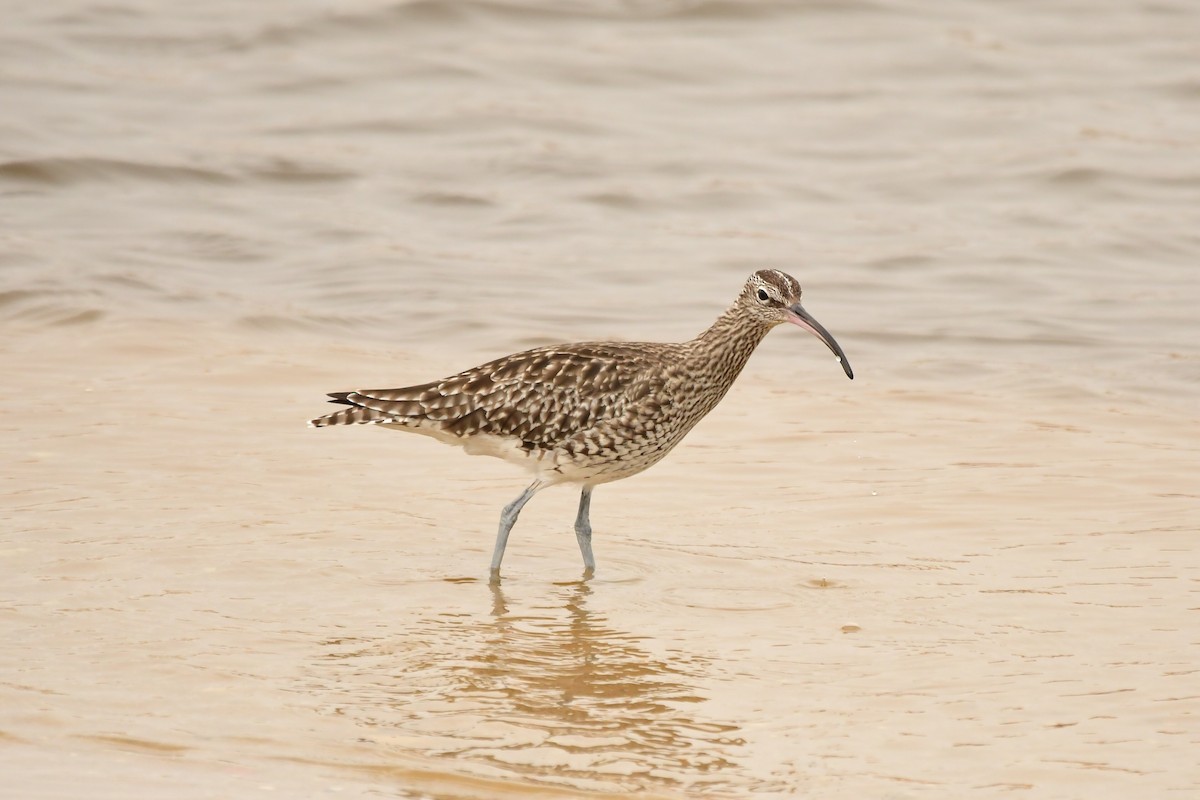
[{"left": 309, "top": 342, "right": 668, "bottom": 449}]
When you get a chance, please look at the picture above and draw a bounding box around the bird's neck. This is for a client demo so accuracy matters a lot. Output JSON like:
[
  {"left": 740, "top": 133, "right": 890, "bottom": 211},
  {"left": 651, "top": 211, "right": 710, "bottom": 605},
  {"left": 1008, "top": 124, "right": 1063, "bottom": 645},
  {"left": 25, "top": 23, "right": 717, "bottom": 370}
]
[{"left": 685, "top": 305, "right": 774, "bottom": 385}]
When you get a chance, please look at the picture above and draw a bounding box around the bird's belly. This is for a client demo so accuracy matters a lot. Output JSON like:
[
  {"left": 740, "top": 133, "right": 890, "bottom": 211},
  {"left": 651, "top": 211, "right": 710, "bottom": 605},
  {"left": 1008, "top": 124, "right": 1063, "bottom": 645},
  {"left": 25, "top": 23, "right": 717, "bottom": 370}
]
[{"left": 549, "top": 427, "right": 690, "bottom": 485}]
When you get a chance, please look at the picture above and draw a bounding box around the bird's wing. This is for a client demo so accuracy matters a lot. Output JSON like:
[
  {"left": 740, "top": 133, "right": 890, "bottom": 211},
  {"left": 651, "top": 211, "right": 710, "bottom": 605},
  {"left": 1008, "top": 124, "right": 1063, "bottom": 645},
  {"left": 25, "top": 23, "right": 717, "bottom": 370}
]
[{"left": 310, "top": 342, "right": 670, "bottom": 447}]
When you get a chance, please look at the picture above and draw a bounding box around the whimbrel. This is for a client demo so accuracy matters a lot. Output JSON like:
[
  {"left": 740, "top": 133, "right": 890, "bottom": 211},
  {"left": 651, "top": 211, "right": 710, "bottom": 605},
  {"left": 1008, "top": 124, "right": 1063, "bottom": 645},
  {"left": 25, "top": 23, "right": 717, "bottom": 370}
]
[{"left": 310, "top": 269, "right": 853, "bottom": 578}]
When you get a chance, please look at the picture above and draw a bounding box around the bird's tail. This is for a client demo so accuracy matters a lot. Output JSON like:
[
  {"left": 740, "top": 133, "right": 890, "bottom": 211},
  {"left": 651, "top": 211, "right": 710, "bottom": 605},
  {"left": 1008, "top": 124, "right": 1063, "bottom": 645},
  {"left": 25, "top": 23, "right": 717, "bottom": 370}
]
[
  {"left": 309, "top": 387, "right": 438, "bottom": 428},
  {"left": 309, "top": 392, "right": 395, "bottom": 428}
]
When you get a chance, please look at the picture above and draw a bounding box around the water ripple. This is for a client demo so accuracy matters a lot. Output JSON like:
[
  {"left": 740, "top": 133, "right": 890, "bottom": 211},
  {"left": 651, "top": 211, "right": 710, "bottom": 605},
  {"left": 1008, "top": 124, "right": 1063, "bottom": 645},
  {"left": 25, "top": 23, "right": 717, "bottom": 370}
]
[{"left": 305, "top": 581, "right": 749, "bottom": 793}]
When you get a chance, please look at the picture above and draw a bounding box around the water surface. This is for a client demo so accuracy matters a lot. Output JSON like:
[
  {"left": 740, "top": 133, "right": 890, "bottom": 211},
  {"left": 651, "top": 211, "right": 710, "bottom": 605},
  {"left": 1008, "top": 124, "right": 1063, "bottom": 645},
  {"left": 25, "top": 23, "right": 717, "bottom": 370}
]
[{"left": 3, "top": 1, "right": 1198, "bottom": 797}]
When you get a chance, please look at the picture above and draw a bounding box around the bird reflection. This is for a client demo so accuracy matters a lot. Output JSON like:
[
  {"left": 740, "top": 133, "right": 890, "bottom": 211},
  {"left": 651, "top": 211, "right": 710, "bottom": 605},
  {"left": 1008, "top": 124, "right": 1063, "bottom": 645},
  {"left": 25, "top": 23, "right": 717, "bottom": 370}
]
[
  {"left": 481, "top": 580, "right": 704, "bottom": 728},
  {"left": 314, "top": 579, "right": 744, "bottom": 792}
]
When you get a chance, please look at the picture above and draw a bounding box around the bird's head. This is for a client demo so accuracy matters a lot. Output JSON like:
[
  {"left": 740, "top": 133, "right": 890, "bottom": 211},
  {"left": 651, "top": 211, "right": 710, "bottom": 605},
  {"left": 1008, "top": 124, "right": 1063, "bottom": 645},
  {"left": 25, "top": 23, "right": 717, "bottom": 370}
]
[{"left": 740, "top": 269, "right": 854, "bottom": 379}]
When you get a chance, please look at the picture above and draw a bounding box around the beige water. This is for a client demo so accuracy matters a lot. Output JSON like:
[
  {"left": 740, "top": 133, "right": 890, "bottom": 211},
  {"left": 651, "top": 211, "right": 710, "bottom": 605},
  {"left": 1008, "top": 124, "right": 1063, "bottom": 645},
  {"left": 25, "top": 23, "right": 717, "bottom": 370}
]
[{"left": 3, "top": 1, "right": 1199, "bottom": 797}]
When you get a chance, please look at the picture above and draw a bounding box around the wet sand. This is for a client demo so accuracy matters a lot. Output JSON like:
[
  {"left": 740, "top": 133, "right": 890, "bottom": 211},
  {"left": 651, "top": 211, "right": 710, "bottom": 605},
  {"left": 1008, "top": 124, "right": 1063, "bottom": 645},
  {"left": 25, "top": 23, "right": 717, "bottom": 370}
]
[{"left": 3, "top": 0, "right": 1199, "bottom": 797}]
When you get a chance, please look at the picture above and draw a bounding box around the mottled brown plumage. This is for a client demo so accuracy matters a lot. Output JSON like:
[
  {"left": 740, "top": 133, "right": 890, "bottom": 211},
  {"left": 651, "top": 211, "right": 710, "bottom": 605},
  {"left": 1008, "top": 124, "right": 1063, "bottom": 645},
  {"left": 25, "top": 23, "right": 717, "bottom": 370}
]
[{"left": 310, "top": 269, "right": 853, "bottom": 578}]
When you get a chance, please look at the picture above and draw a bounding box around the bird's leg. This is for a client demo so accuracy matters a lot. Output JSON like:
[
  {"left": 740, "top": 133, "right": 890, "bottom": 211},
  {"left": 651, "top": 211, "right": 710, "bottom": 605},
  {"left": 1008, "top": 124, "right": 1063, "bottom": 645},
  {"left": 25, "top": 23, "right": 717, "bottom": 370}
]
[
  {"left": 490, "top": 480, "right": 543, "bottom": 580},
  {"left": 574, "top": 485, "right": 596, "bottom": 574}
]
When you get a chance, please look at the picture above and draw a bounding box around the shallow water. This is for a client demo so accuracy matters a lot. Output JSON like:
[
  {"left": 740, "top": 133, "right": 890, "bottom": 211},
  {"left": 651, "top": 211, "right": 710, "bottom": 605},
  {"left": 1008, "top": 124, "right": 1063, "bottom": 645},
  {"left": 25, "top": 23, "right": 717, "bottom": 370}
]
[{"left": 3, "top": 1, "right": 1199, "bottom": 797}]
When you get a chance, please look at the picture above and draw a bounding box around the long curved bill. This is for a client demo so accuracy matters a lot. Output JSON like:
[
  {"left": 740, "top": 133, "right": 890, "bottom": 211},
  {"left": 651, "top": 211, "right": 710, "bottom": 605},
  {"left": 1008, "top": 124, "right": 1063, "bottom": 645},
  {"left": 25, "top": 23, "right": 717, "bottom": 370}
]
[{"left": 785, "top": 303, "right": 854, "bottom": 380}]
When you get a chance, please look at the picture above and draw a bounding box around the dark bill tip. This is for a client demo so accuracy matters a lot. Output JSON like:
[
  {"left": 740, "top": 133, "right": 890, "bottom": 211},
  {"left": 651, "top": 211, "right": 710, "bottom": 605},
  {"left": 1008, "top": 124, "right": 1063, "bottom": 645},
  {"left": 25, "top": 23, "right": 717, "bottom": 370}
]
[{"left": 785, "top": 303, "right": 854, "bottom": 380}]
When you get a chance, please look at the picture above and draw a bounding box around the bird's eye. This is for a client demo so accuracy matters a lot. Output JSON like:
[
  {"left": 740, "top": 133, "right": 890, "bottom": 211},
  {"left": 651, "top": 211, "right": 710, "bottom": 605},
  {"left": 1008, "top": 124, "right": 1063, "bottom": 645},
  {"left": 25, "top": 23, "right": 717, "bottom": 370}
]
[{"left": 756, "top": 288, "right": 770, "bottom": 302}]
